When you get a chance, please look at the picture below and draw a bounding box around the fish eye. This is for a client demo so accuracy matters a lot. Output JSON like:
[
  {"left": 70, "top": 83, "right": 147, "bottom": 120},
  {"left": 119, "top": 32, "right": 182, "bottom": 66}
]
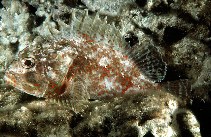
[{"left": 21, "top": 57, "right": 35, "bottom": 69}]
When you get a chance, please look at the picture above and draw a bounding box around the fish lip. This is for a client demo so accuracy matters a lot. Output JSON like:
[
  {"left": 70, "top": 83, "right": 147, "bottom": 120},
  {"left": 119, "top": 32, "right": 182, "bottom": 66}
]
[
  {"left": 4, "top": 71, "right": 16, "bottom": 86},
  {"left": 4, "top": 71, "right": 46, "bottom": 98}
]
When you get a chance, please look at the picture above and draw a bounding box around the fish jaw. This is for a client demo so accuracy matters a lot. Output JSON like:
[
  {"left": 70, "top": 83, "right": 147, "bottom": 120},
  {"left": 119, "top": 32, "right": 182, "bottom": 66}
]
[
  {"left": 4, "top": 72, "right": 45, "bottom": 97},
  {"left": 4, "top": 62, "right": 47, "bottom": 97},
  {"left": 4, "top": 61, "right": 26, "bottom": 88},
  {"left": 4, "top": 72, "right": 18, "bottom": 88}
]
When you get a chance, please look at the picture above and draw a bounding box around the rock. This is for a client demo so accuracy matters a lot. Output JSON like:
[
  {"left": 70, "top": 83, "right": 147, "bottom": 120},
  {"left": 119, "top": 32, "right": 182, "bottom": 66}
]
[{"left": 0, "top": 0, "right": 210, "bottom": 136}]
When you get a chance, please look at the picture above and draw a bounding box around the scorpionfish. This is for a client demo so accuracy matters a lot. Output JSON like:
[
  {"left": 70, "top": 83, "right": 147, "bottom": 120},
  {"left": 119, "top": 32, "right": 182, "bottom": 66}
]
[{"left": 4, "top": 10, "right": 169, "bottom": 103}]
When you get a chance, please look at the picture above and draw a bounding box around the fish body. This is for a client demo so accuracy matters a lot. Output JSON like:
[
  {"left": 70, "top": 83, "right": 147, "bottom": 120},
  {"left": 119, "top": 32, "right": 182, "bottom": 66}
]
[
  {"left": 4, "top": 9, "right": 167, "bottom": 101},
  {"left": 4, "top": 38, "right": 160, "bottom": 99}
]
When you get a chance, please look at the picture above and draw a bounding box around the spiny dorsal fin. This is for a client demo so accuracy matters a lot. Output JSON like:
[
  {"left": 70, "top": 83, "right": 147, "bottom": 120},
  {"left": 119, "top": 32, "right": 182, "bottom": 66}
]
[
  {"left": 69, "top": 9, "right": 124, "bottom": 48},
  {"left": 126, "top": 42, "right": 167, "bottom": 82},
  {"left": 70, "top": 9, "right": 82, "bottom": 32}
]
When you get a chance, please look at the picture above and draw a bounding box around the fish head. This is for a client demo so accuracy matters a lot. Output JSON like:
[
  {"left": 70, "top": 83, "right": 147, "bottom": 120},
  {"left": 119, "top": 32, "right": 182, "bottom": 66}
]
[
  {"left": 4, "top": 46, "right": 49, "bottom": 97},
  {"left": 4, "top": 41, "right": 77, "bottom": 98}
]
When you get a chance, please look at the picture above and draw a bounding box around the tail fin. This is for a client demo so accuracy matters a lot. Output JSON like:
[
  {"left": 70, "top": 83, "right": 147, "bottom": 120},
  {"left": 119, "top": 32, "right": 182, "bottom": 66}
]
[
  {"left": 126, "top": 43, "right": 167, "bottom": 82},
  {"left": 161, "top": 79, "right": 192, "bottom": 100}
]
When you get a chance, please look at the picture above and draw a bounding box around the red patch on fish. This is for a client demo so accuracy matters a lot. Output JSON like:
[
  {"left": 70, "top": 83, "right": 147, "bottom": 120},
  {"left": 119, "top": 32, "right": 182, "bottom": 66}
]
[{"left": 4, "top": 32, "right": 161, "bottom": 100}]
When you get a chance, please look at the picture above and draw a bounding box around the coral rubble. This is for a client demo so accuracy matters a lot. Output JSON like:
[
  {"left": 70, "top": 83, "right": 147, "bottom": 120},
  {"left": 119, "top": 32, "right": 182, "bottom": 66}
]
[{"left": 0, "top": 0, "right": 210, "bottom": 136}]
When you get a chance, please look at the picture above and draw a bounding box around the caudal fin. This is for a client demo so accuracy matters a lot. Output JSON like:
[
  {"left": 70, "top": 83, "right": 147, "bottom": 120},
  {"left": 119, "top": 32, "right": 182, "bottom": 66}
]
[{"left": 161, "top": 79, "right": 192, "bottom": 100}]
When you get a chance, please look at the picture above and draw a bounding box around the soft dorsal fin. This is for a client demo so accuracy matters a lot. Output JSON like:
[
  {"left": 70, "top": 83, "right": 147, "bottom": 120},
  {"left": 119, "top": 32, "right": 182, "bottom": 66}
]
[{"left": 126, "top": 43, "right": 167, "bottom": 82}]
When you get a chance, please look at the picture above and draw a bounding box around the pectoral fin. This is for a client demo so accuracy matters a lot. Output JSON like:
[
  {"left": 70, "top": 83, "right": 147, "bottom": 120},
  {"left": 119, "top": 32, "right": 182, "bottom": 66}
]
[{"left": 48, "top": 75, "right": 90, "bottom": 113}]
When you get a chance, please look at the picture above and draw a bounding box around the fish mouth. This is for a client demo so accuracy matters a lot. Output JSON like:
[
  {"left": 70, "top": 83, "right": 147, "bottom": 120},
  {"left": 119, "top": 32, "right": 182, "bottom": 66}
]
[
  {"left": 4, "top": 71, "right": 17, "bottom": 87},
  {"left": 4, "top": 71, "right": 46, "bottom": 97}
]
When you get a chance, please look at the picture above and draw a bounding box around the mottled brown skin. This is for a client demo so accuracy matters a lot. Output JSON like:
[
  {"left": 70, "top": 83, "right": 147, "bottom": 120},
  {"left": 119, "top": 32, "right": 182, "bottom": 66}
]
[{"left": 4, "top": 37, "right": 160, "bottom": 100}]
